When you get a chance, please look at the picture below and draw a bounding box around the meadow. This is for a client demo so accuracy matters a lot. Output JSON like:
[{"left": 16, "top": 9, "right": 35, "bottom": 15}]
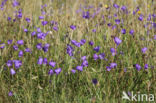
[{"left": 0, "top": 0, "right": 156, "bottom": 102}]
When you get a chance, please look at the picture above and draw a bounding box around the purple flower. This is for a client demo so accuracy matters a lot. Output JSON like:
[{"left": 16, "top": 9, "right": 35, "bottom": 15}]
[
  {"left": 25, "top": 18, "right": 30, "bottom": 23},
  {"left": 18, "top": 50, "right": 23, "bottom": 57},
  {"left": 71, "top": 69, "right": 76, "bottom": 74},
  {"left": 106, "top": 66, "right": 111, "bottom": 71},
  {"left": 43, "top": 43, "right": 50, "bottom": 52},
  {"left": 110, "top": 48, "right": 116, "bottom": 56},
  {"left": 31, "top": 31, "right": 36, "bottom": 36},
  {"left": 144, "top": 64, "right": 148, "bottom": 69},
  {"left": 115, "top": 19, "right": 120, "bottom": 24},
  {"left": 42, "top": 21, "right": 48, "bottom": 26},
  {"left": 13, "top": 60, "right": 22, "bottom": 69},
  {"left": 48, "top": 69, "right": 54, "bottom": 75},
  {"left": 80, "top": 39, "right": 86, "bottom": 45},
  {"left": 110, "top": 63, "right": 117, "bottom": 68},
  {"left": 99, "top": 53, "right": 105, "bottom": 59},
  {"left": 121, "top": 29, "right": 126, "bottom": 34},
  {"left": 93, "top": 46, "right": 100, "bottom": 52},
  {"left": 93, "top": 54, "right": 98, "bottom": 60},
  {"left": 82, "top": 60, "right": 88, "bottom": 67},
  {"left": 113, "top": 4, "right": 119, "bottom": 8},
  {"left": 0, "top": 43, "right": 5, "bottom": 49},
  {"left": 82, "top": 11, "right": 90, "bottom": 19},
  {"left": 129, "top": 29, "right": 134, "bottom": 35},
  {"left": 7, "top": 40, "right": 12, "bottom": 44},
  {"left": 92, "top": 29, "right": 96, "bottom": 32},
  {"left": 36, "top": 43, "right": 42, "bottom": 50},
  {"left": 135, "top": 64, "right": 141, "bottom": 71},
  {"left": 49, "top": 61, "right": 56, "bottom": 68},
  {"left": 7, "top": 60, "right": 12, "bottom": 67},
  {"left": 81, "top": 56, "right": 87, "bottom": 61},
  {"left": 13, "top": 45, "right": 18, "bottom": 50},
  {"left": 138, "top": 15, "right": 143, "bottom": 21},
  {"left": 39, "top": 16, "right": 44, "bottom": 19},
  {"left": 76, "top": 66, "right": 83, "bottom": 71},
  {"left": 53, "top": 26, "right": 58, "bottom": 31},
  {"left": 12, "top": 0, "right": 19, "bottom": 7},
  {"left": 92, "top": 78, "right": 98, "bottom": 85},
  {"left": 37, "top": 28, "right": 41, "bottom": 33},
  {"left": 17, "top": 40, "right": 24, "bottom": 45},
  {"left": 121, "top": 6, "right": 127, "bottom": 11},
  {"left": 25, "top": 48, "right": 32, "bottom": 53},
  {"left": 54, "top": 68, "right": 62, "bottom": 75},
  {"left": 89, "top": 41, "right": 94, "bottom": 46},
  {"left": 10, "top": 68, "right": 16, "bottom": 75},
  {"left": 154, "top": 35, "right": 156, "bottom": 40},
  {"left": 24, "top": 28, "right": 28, "bottom": 32},
  {"left": 37, "top": 57, "right": 43, "bottom": 65},
  {"left": 71, "top": 40, "right": 80, "bottom": 47},
  {"left": 141, "top": 47, "right": 147, "bottom": 53},
  {"left": 43, "top": 58, "right": 48, "bottom": 65},
  {"left": 114, "top": 37, "right": 122, "bottom": 45},
  {"left": 7, "top": 17, "right": 11, "bottom": 21},
  {"left": 67, "top": 44, "right": 74, "bottom": 56},
  {"left": 8, "top": 91, "right": 13, "bottom": 96},
  {"left": 70, "top": 25, "right": 76, "bottom": 30}
]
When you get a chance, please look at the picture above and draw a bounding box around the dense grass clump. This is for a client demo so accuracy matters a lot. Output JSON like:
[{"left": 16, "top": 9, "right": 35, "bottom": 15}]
[{"left": 0, "top": 0, "right": 155, "bottom": 102}]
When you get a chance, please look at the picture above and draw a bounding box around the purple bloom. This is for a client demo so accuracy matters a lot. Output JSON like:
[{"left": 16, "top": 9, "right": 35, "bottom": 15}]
[
  {"left": 71, "top": 69, "right": 76, "bottom": 74},
  {"left": 113, "top": 4, "right": 119, "bottom": 8},
  {"left": 43, "top": 43, "right": 50, "bottom": 52},
  {"left": 93, "top": 54, "right": 98, "bottom": 60},
  {"left": 39, "top": 16, "right": 44, "bottom": 19},
  {"left": 31, "top": 31, "right": 36, "bottom": 36},
  {"left": 89, "top": 41, "right": 94, "bottom": 46},
  {"left": 142, "top": 47, "right": 147, "bottom": 53},
  {"left": 14, "top": 60, "right": 22, "bottom": 69},
  {"left": 37, "top": 57, "right": 43, "bottom": 65},
  {"left": 106, "top": 66, "right": 111, "bottom": 71},
  {"left": 124, "top": 68, "right": 127, "bottom": 72},
  {"left": 25, "top": 18, "right": 30, "bottom": 23},
  {"left": 154, "top": 35, "right": 156, "bottom": 40},
  {"left": 82, "top": 60, "right": 88, "bottom": 67},
  {"left": 0, "top": 43, "right": 5, "bottom": 49},
  {"left": 13, "top": 45, "right": 18, "bottom": 50},
  {"left": 92, "top": 29, "right": 96, "bottom": 32},
  {"left": 121, "top": 29, "right": 126, "bottom": 34},
  {"left": 43, "top": 58, "right": 48, "bottom": 65},
  {"left": 49, "top": 61, "right": 56, "bottom": 68},
  {"left": 76, "top": 66, "right": 83, "bottom": 71},
  {"left": 71, "top": 40, "right": 80, "bottom": 47},
  {"left": 135, "top": 64, "right": 141, "bottom": 71},
  {"left": 81, "top": 56, "right": 87, "bottom": 61},
  {"left": 80, "top": 39, "right": 86, "bottom": 45},
  {"left": 8, "top": 91, "right": 13, "bottom": 96},
  {"left": 93, "top": 46, "right": 100, "bottom": 52},
  {"left": 144, "top": 64, "right": 148, "bottom": 69},
  {"left": 7, "top": 17, "right": 11, "bottom": 21},
  {"left": 70, "top": 25, "right": 76, "bottom": 30},
  {"left": 17, "top": 40, "right": 24, "bottom": 45},
  {"left": 129, "top": 29, "right": 134, "bottom": 35},
  {"left": 99, "top": 53, "right": 105, "bottom": 59},
  {"left": 24, "top": 28, "right": 28, "bottom": 32},
  {"left": 36, "top": 43, "right": 42, "bottom": 50},
  {"left": 42, "top": 21, "right": 48, "bottom": 26},
  {"left": 110, "top": 63, "right": 117, "bottom": 68},
  {"left": 10, "top": 68, "right": 16, "bottom": 75},
  {"left": 37, "top": 28, "right": 41, "bottom": 33},
  {"left": 48, "top": 69, "right": 54, "bottom": 75},
  {"left": 115, "top": 19, "right": 120, "bottom": 24},
  {"left": 7, "top": 40, "right": 13, "bottom": 44},
  {"left": 114, "top": 37, "right": 122, "bottom": 45},
  {"left": 25, "top": 48, "right": 32, "bottom": 53},
  {"left": 82, "top": 11, "right": 90, "bottom": 19},
  {"left": 67, "top": 44, "right": 74, "bottom": 56},
  {"left": 53, "top": 26, "right": 58, "bottom": 31},
  {"left": 12, "top": 0, "right": 19, "bottom": 7},
  {"left": 92, "top": 78, "right": 98, "bottom": 85},
  {"left": 110, "top": 48, "right": 116, "bottom": 56},
  {"left": 138, "top": 15, "right": 143, "bottom": 21},
  {"left": 7, "top": 60, "right": 12, "bottom": 67},
  {"left": 121, "top": 6, "right": 127, "bottom": 11},
  {"left": 54, "top": 68, "right": 61, "bottom": 75},
  {"left": 18, "top": 50, "right": 23, "bottom": 57}
]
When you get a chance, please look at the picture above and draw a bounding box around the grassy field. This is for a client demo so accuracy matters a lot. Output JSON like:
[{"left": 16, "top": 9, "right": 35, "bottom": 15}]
[{"left": 0, "top": 0, "right": 156, "bottom": 102}]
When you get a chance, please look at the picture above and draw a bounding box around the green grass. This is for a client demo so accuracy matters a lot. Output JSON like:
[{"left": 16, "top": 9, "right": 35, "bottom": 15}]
[{"left": 0, "top": 0, "right": 156, "bottom": 102}]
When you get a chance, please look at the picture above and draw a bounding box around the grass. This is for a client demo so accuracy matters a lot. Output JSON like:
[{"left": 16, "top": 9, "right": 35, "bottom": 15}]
[{"left": 0, "top": 0, "right": 155, "bottom": 102}]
